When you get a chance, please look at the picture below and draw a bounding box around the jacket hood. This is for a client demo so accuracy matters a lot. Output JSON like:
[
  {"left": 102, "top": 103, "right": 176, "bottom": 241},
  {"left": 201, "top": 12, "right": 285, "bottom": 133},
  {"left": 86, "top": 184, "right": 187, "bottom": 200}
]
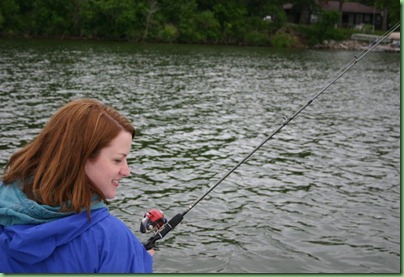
[
  {"left": 0, "top": 182, "right": 109, "bottom": 264},
  {"left": 0, "top": 208, "right": 110, "bottom": 264},
  {"left": 0, "top": 182, "right": 106, "bottom": 226}
]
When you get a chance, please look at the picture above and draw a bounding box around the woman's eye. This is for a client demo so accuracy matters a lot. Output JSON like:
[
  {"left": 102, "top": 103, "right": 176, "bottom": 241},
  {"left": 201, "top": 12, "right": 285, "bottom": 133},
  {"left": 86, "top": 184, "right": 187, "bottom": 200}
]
[{"left": 114, "top": 159, "right": 122, "bottom": 163}]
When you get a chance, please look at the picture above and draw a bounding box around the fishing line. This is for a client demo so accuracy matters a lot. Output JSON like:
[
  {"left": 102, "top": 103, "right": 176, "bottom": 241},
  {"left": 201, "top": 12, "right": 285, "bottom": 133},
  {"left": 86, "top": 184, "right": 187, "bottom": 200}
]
[{"left": 141, "top": 22, "right": 400, "bottom": 250}]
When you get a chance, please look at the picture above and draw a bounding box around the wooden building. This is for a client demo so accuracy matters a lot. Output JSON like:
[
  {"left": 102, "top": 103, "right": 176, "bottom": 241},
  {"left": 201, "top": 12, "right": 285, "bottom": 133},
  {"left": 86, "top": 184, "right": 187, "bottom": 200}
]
[
  {"left": 321, "top": 1, "right": 382, "bottom": 29},
  {"left": 284, "top": 1, "right": 383, "bottom": 30}
]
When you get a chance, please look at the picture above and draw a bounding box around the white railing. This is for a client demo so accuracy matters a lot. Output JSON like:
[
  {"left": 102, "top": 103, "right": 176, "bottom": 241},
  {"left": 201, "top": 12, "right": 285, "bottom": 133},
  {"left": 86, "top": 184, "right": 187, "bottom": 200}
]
[{"left": 351, "top": 33, "right": 390, "bottom": 44}]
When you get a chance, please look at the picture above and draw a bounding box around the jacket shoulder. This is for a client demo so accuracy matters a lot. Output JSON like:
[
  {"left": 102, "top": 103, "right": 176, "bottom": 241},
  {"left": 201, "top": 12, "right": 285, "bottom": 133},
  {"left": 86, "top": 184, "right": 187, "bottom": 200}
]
[{"left": 87, "top": 210, "right": 153, "bottom": 273}]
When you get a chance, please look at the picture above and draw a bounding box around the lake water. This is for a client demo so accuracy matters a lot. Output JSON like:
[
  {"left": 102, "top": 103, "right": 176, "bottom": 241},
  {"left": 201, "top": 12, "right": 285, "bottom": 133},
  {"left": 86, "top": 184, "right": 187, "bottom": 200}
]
[{"left": 0, "top": 39, "right": 400, "bottom": 273}]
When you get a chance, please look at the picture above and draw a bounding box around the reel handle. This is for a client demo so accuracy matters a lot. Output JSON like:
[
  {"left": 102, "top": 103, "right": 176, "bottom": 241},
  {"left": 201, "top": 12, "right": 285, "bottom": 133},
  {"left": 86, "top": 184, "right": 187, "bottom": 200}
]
[{"left": 143, "top": 213, "right": 184, "bottom": 250}]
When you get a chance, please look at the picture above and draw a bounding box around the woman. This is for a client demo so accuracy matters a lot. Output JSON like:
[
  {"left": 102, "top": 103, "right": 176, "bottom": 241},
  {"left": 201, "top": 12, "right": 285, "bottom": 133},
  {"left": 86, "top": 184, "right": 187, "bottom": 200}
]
[{"left": 0, "top": 99, "right": 154, "bottom": 273}]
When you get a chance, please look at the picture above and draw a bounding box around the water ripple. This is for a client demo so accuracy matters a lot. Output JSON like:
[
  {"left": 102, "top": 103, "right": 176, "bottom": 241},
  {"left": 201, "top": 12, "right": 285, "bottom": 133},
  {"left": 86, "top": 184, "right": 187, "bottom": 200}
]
[{"left": 0, "top": 40, "right": 399, "bottom": 273}]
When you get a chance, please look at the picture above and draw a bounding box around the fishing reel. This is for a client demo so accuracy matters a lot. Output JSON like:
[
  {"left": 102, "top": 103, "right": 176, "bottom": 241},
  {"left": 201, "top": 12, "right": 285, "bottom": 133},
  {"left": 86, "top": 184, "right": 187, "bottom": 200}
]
[{"left": 140, "top": 208, "right": 167, "bottom": 233}]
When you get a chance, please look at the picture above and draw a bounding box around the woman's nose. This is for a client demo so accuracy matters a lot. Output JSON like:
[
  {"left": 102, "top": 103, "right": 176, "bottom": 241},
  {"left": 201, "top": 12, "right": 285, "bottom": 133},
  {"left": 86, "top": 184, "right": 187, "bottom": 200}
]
[{"left": 120, "top": 160, "right": 131, "bottom": 177}]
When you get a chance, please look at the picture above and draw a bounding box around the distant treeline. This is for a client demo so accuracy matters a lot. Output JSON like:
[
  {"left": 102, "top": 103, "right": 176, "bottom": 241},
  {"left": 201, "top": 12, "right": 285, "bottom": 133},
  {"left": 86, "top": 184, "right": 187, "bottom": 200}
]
[{"left": 0, "top": 0, "right": 399, "bottom": 47}]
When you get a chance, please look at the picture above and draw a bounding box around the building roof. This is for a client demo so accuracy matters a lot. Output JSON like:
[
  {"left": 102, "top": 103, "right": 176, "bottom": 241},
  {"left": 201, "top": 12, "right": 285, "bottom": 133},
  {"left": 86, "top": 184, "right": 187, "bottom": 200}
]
[
  {"left": 321, "top": 1, "right": 381, "bottom": 14},
  {"left": 283, "top": 1, "right": 382, "bottom": 14}
]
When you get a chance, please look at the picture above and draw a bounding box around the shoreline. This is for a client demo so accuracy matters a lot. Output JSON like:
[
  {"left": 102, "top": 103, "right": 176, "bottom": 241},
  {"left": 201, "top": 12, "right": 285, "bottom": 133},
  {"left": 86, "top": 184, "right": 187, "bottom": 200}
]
[
  {"left": 313, "top": 39, "right": 399, "bottom": 52},
  {"left": 313, "top": 40, "right": 368, "bottom": 50},
  {"left": 0, "top": 36, "right": 398, "bottom": 52}
]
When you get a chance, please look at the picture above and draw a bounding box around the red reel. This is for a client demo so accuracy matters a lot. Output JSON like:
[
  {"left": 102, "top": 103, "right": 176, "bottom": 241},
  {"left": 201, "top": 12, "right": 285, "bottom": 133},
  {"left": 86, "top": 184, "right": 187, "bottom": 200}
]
[{"left": 140, "top": 209, "right": 167, "bottom": 233}]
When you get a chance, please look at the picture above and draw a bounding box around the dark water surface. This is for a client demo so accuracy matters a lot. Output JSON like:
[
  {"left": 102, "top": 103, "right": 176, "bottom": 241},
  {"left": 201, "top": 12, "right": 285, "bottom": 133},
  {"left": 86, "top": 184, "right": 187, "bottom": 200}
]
[{"left": 0, "top": 39, "right": 400, "bottom": 273}]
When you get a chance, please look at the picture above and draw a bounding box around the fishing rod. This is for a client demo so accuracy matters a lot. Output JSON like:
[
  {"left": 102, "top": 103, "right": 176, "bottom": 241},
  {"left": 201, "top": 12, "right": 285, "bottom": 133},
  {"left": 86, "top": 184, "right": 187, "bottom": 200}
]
[{"left": 140, "top": 22, "right": 400, "bottom": 250}]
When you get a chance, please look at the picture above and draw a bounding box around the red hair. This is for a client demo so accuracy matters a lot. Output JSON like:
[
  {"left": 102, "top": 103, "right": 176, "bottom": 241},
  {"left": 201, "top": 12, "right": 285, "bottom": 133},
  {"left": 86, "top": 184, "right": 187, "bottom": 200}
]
[{"left": 2, "top": 99, "right": 135, "bottom": 214}]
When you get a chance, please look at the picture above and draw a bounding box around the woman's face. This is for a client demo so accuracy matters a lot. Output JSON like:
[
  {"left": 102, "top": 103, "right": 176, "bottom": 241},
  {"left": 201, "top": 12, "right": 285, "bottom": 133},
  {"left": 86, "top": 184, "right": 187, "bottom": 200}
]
[{"left": 85, "top": 130, "right": 132, "bottom": 199}]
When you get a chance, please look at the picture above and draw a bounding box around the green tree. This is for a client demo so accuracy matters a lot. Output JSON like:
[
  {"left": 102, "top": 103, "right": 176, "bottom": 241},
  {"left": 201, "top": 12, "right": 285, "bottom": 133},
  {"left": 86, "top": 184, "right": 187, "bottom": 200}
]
[
  {"left": 212, "top": 1, "right": 248, "bottom": 44},
  {"left": 142, "top": 0, "right": 159, "bottom": 41},
  {"left": 84, "top": 0, "right": 141, "bottom": 40},
  {"left": 0, "top": 0, "right": 20, "bottom": 34},
  {"left": 375, "top": 0, "right": 400, "bottom": 30},
  {"left": 178, "top": 10, "right": 220, "bottom": 43},
  {"left": 159, "top": 0, "right": 199, "bottom": 42},
  {"left": 1, "top": 0, "right": 398, "bottom": 46},
  {"left": 31, "top": 0, "right": 73, "bottom": 37}
]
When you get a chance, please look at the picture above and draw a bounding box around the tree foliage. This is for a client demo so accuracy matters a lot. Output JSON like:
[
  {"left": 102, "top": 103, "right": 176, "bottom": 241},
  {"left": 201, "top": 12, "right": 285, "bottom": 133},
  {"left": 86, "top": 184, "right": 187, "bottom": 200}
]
[{"left": 0, "top": 0, "right": 398, "bottom": 45}]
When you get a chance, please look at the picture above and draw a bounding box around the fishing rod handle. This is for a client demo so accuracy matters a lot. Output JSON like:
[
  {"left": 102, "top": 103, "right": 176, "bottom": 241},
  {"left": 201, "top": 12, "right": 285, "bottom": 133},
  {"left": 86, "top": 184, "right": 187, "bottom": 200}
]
[{"left": 143, "top": 213, "right": 184, "bottom": 250}]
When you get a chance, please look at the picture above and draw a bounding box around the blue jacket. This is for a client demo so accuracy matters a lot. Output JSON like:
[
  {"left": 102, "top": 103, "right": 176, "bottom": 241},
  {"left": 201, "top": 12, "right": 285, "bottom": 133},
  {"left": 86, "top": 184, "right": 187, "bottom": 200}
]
[{"left": 0, "top": 183, "right": 153, "bottom": 273}]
